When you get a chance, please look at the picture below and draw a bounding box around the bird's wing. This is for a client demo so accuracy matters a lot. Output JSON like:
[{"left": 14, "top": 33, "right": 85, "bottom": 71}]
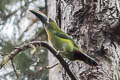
[
  {"left": 55, "top": 32, "right": 72, "bottom": 40},
  {"left": 55, "top": 32, "right": 79, "bottom": 47}
]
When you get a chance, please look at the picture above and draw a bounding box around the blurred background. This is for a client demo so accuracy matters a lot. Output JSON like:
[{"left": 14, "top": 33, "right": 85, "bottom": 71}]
[{"left": 0, "top": 0, "right": 48, "bottom": 80}]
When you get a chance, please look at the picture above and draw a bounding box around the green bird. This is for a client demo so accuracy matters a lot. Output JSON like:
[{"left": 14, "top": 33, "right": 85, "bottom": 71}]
[{"left": 30, "top": 10, "right": 98, "bottom": 66}]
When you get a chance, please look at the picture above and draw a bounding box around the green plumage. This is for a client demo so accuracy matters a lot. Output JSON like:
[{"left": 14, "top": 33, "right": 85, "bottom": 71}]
[
  {"left": 45, "top": 22, "right": 77, "bottom": 60},
  {"left": 30, "top": 10, "right": 98, "bottom": 66}
]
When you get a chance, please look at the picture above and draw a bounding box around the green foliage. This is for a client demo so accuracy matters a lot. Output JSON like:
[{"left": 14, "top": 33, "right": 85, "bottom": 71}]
[
  {"left": 0, "top": 39, "right": 15, "bottom": 54},
  {"left": 14, "top": 52, "right": 33, "bottom": 73}
]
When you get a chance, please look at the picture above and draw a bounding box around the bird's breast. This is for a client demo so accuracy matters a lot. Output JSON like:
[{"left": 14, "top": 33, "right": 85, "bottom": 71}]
[{"left": 46, "top": 30, "right": 76, "bottom": 60}]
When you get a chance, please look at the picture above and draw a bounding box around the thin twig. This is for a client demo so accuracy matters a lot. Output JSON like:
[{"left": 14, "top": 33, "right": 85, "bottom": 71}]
[
  {"left": 38, "top": 63, "right": 59, "bottom": 71},
  {"left": 45, "top": 63, "right": 59, "bottom": 69},
  {"left": 29, "top": 63, "right": 59, "bottom": 76},
  {"left": 11, "top": 60, "right": 19, "bottom": 78}
]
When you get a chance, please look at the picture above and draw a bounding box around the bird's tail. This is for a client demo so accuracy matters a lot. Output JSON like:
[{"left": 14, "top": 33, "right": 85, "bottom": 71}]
[{"left": 74, "top": 49, "right": 98, "bottom": 66}]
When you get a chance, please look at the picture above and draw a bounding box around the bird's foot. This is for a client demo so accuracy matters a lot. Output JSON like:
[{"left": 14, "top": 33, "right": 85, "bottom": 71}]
[{"left": 56, "top": 50, "right": 64, "bottom": 55}]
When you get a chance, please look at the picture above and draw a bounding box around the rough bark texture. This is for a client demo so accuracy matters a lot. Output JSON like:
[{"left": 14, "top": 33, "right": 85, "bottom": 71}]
[{"left": 48, "top": 0, "right": 120, "bottom": 80}]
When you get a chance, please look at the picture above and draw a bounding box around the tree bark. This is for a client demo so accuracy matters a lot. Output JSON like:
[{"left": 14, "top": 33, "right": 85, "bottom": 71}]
[{"left": 48, "top": 0, "right": 120, "bottom": 80}]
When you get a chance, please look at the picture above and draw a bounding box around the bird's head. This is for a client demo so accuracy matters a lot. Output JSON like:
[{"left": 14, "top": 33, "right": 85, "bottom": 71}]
[
  {"left": 30, "top": 10, "right": 60, "bottom": 31},
  {"left": 30, "top": 10, "right": 49, "bottom": 24}
]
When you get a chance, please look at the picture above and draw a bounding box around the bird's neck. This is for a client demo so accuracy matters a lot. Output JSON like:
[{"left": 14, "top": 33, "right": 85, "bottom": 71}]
[
  {"left": 47, "top": 22, "right": 61, "bottom": 31},
  {"left": 44, "top": 22, "right": 62, "bottom": 41}
]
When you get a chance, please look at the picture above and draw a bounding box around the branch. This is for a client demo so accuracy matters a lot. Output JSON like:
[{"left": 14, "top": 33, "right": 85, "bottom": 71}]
[
  {"left": 0, "top": 41, "right": 77, "bottom": 80},
  {"left": 11, "top": 60, "right": 19, "bottom": 78},
  {"left": 28, "top": 63, "right": 59, "bottom": 76}
]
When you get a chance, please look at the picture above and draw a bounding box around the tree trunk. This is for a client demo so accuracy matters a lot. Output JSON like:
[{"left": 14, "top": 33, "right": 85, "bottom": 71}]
[{"left": 48, "top": 0, "right": 120, "bottom": 80}]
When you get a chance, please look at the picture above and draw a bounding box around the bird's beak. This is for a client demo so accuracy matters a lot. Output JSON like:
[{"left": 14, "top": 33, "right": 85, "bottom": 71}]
[{"left": 30, "top": 10, "right": 48, "bottom": 24}]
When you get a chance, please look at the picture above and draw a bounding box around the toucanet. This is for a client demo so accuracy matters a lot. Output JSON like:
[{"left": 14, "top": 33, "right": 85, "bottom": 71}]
[{"left": 30, "top": 10, "right": 98, "bottom": 66}]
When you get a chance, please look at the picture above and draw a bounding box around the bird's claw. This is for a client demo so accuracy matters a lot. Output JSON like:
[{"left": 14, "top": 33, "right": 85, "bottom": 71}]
[{"left": 56, "top": 50, "right": 64, "bottom": 55}]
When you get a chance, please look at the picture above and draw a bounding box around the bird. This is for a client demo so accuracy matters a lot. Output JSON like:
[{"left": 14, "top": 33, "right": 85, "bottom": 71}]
[{"left": 30, "top": 10, "right": 98, "bottom": 66}]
